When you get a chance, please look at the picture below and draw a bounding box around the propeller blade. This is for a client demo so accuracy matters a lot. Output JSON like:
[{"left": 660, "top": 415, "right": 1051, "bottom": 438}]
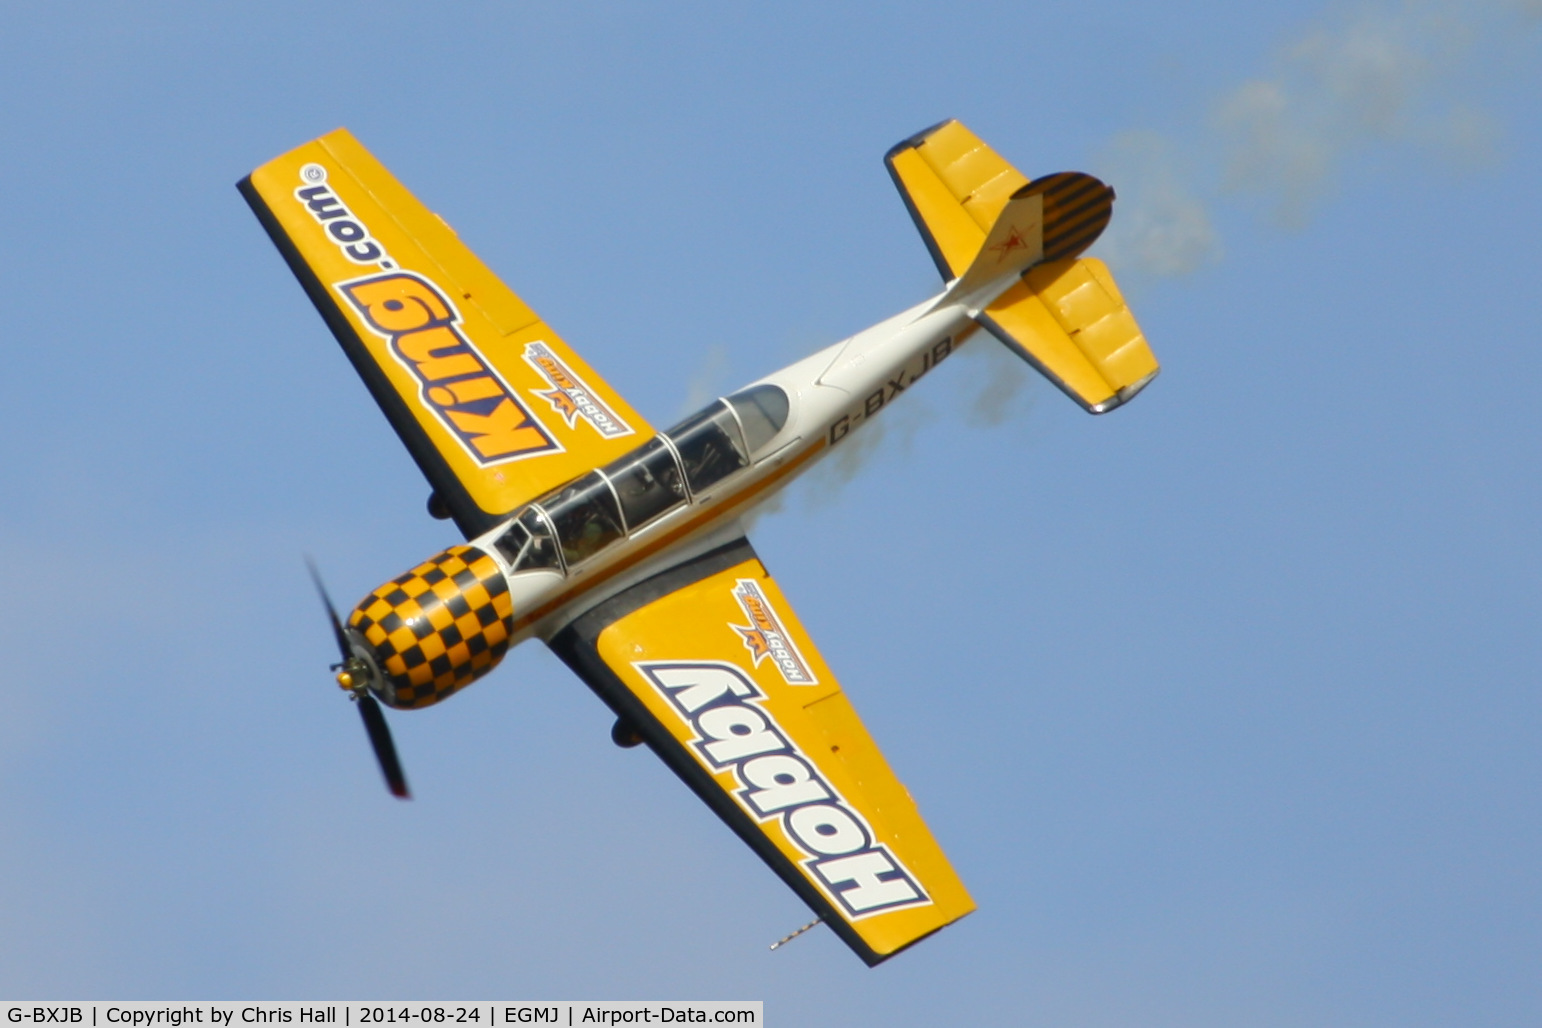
[
  {"left": 307, "top": 557, "right": 409, "bottom": 799},
  {"left": 357, "top": 693, "right": 411, "bottom": 799},
  {"left": 305, "top": 556, "right": 353, "bottom": 663}
]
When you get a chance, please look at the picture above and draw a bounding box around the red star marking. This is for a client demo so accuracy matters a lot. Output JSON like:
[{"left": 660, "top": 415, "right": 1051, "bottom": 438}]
[{"left": 988, "top": 228, "right": 1028, "bottom": 261}]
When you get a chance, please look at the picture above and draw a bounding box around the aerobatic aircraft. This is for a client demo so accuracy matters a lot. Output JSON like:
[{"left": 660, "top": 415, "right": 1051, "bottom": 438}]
[{"left": 239, "top": 120, "right": 1159, "bottom": 966}]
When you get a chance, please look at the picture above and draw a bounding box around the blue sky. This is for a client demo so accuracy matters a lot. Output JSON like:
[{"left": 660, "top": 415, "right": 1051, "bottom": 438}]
[{"left": 1, "top": 1, "right": 1539, "bottom": 1022}]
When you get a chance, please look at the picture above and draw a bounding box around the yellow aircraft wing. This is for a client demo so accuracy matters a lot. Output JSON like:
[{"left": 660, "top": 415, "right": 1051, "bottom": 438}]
[
  {"left": 239, "top": 130, "right": 652, "bottom": 538},
  {"left": 548, "top": 538, "right": 975, "bottom": 966}
]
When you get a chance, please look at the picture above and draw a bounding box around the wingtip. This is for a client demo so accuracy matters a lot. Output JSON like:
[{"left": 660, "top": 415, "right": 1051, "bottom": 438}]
[
  {"left": 883, "top": 118, "right": 958, "bottom": 164},
  {"left": 1087, "top": 367, "right": 1161, "bottom": 414}
]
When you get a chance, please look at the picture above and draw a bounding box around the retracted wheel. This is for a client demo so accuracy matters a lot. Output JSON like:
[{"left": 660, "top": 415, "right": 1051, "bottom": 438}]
[{"left": 610, "top": 717, "right": 644, "bottom": 749}]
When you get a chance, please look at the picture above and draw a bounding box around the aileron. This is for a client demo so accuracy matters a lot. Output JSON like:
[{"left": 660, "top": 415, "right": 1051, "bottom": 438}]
[
  {"left": 549, "top": 540, "right": 974, "bottom": 965},
  {"left": 248, "top": 118, "right": 1167, "bottom": 966},
  {"left": 240, "top": 129, "right": 651, "bottom": 538}
]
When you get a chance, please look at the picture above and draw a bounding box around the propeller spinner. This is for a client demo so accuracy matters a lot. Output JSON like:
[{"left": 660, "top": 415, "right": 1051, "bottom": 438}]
[{"left": 306, "top": 558, "right": 411, "bottom": 799}]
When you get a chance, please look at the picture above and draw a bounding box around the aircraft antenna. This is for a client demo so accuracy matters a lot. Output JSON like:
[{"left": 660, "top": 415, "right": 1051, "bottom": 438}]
[{"left": 769, "top": 917, "right": 823, "bottom": 951}]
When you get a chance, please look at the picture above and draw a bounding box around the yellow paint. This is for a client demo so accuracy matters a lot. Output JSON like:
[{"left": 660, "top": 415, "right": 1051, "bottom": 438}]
[
  {"left": 245, "top": 129, "right": 653, "bottom": 519},
  {"left": 594, "top": 557, "right": 975, "bottom": 958},
  {"left": 979, "top": 258, "right": 1158, "bottom": 410},
  {"left": 887, "top": 122, "right": 1159, "bottom": 411},
  {"left": 887, "top": 149, "right": 984, "bottom": 279},
  {"left": 916, "top": 121, "right": 1029, "bottom": 232},
  {"left": 347, "top": 546, "right": 514, "bottom": 709},
  {"left": 889, "top": 120, "right": 1030, "bottom": 277},
  {"left": 1021, "top": 257, "right": 1158, "bottom": 397}
]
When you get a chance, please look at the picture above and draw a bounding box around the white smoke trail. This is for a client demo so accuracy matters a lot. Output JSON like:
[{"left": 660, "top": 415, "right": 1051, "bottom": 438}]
[
  {"left": 1214, "top": 2, "right": 1500, "bottom": 226},
  {"left": 782, "top": 0, "right": 1537, "bottom": 506},
  {"left": 1098, "top": 0, "right": 1527, "bottom": 266},
  {"left": 1094, "top": 130, "right": 1223, "bottom": 279}
]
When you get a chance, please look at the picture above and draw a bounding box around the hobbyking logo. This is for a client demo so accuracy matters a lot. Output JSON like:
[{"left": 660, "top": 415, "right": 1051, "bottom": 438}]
[
  {"left": 636, "top": 660, "right": 929, "bottom": 920},
  {"left": 292, "top": 161, "right": 559, "bottom": 466},
  {"left": 522, "top": 341, "right": 633, "bottom": 439},
  {"left": 339, "top": 272, "right": 560, "bottom": 465},
  {"left": 294, "top": 163, "right": 391, "bottom": 267},
  {"left": 730, "top": 579, "right": 817, "bottom": 685}
]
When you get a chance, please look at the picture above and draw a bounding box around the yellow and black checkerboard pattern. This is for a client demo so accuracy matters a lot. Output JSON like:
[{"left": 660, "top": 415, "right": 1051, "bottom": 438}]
[{"left": 347, "top": 545, "right": 514, "bottom": 709}]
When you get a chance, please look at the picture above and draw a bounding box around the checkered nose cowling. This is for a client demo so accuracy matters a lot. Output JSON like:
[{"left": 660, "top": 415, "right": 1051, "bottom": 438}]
[{"left": 346, "top": 545, "right": 514, "bottom": 710}]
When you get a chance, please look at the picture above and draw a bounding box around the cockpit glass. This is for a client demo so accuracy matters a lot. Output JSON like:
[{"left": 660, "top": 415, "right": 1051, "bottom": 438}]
[
  {"left": 666, "top": 401, "right": 750, "bottom": 495},
  {"left": 540, "top": 471, "right": 625, "bottom": 566},
  {"left": 495, "top": 506, "right": 562, "bottom": 573},
  {"left": 725, "top": 384, "right": 790, "bottom": 454},
  {"left": 603, "top": 436, "right": 687, "bottom": 530}
]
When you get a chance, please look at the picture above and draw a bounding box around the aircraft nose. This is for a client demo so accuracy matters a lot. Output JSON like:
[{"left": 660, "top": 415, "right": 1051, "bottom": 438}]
[{"left": 347, "top": 545, "right": 515, "bottom": 709}]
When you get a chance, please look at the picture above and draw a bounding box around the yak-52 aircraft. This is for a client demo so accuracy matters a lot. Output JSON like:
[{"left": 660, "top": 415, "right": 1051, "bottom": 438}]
[{"left": 240, "top": 120, "right": 1158, "bottom": 966}]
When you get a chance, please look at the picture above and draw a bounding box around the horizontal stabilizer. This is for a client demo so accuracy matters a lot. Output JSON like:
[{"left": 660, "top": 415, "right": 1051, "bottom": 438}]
[
  {"left": 977, "top": 257, "right": 1159, "bottom": 414},
  {"left": 886, "top": 120, "right": 1028, "bottom": 281},
  {"left": 886, "top": 120, "right": 1115, "bottom": 283}
]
